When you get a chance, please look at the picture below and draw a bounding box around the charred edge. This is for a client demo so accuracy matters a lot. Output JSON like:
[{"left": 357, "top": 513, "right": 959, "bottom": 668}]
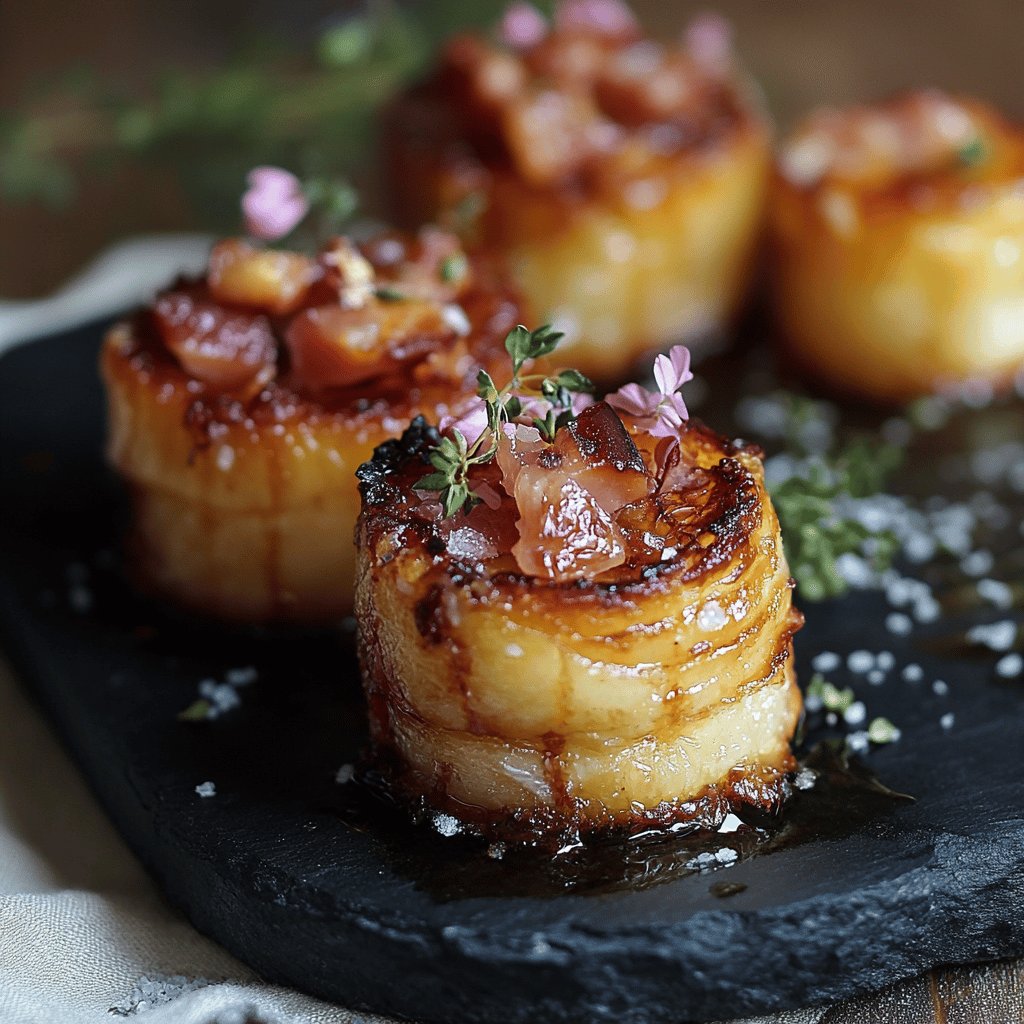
[
  {"left": 413, "top": 582, "right": 449, "bottom": 645},
  {"left": 356, "top": 416, "right": 440, "bottom": 507}
]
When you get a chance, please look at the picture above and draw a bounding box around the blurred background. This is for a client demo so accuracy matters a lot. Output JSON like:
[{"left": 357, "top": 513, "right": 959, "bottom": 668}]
[{"left": 2, "top": 0, "right": 1022, "bottom": 298}]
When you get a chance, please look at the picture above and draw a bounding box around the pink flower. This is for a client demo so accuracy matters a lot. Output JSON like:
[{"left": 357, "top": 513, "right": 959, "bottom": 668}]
[
  {"left": 440, "top": 399, "right": 489, "bottom": 443},
  {"left": 605, "top": 382, "right": 660, "bottom": 419},
  {"left": 684, "top": 12, "right": 733, "bottom": 71},
  {"left": 554, "top": 0, "right": 638, "bottom": 37},
  {"left": 607, "top": 345, "right": 693, "bottom": 438},
  {"left": 498, "top": 2, "right": 548, "bottom": 48},
  {"left": 653, "top": 345, "right": 694, "bottom": 397},
  {"left": 242, "top": 167, "right": 308, "bottom": 241}
]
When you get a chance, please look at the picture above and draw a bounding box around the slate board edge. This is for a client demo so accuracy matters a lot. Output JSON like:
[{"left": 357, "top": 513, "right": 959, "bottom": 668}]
[{"left": 2, "top": 326, "right": 1024, "bottom": 1023}]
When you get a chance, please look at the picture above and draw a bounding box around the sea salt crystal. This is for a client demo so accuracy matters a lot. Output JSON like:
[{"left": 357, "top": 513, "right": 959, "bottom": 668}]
[
  {"left": 812, "top": 651, "right": 841, "bottom": 672},
  {"left": 715, "top": 847, "right": 738, "bottom": 865},
  {"left": 876, "top": 651, "right": 896, "bottom": 671},
  {"left": 215, "top": 445, "right": 235, "bottom": 472},
  {"left": 904, "top": 533, "right": 937, "bottom": 564},
  {"left": 960, "top": 549, "right": 994, "bottom": 578},
  {"left": 835, "top": 552, "right": 875, "bottom": 588},
  {"left": 913, "top": 596, "right": 942, "bottom": 623},
  {"left": 688, "top": 852, "right": 719, "bottom": 871},
  {"left": 867, "top": 669, "right": 886, "bottom": 686},
  {"left": 793, "top": 768, "right": 817, "bottom": 791},
  {"left": 487, "top": 842, "right": 507, "bottom": 860},
  {"left": 885, "top": 612, "right": 913, "bottom": 636},
  {"left": 195, "top": 781, "right": 216, "bottom": 798},
  {"left": 902, "top": 663, "right": 924, "bottom": 682},
  {"left": 847, "top": 650, "right": 874, "bottom": 674},
  {"left": 198, "top": 680, "right": 240, "bottom": 715},
  {"left": 717, "top": 813, "right": 744, "bottom": 834},
  {"left": 996, "top": 653, "right": 1023, "bottom": 679},
  {"left": 225, "top": 666, "right": 258, "bottom": 686},
  {"left": 977, "top": 578, "right": 1013, "bottom": 610},
  {"left": 844, "top": 701, "right": 867, "bottom": 725},
  {"left": 932, "top": 680, "right": 949, "bottom": 696},
  {"left": 335, "top": 764, "right": 355, "bottom": 785},
  {"left": 940, "top": 713, "right": 955, "bottom": 730},
  {"left": 697, "top": 600, "right": 728, "bottom": 632},
  {"left": 432, "top": 813, "right": 461, "bottom": 837},
  {"left": 846, "top": 731, "right": 870, "bottom": 754},
  {"left": 966, "top": 620, "right": 1017, "bottom": 652}
]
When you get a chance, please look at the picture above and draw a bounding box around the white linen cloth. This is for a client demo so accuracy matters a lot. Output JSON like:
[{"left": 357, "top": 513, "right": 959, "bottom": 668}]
[{"left": 0, "top": 240, "right": 823, "bottom": 1024}]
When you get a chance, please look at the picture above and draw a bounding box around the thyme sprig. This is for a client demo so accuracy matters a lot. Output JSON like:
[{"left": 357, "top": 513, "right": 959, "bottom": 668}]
[
  {"left": 761, "top": 395, "right": 903, "bottom": 602},
  {"left": 416, "top": 324, "right": 594, "bottom": 517}
]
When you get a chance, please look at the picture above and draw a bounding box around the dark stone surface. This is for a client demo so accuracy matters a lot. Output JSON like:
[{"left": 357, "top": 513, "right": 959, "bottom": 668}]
[{"left": 0, "top": 324, "right": 1022, "bottom": 1024}]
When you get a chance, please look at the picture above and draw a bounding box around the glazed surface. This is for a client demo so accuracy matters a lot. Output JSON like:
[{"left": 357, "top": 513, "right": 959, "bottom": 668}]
[{"left": 356, "top": 412, "right": 803, "bottom": 837}]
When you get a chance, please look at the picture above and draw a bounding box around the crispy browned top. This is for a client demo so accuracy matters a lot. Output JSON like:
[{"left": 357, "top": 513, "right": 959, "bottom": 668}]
[
  {"left": 357, "top": 413, "right": 768, "bottom": 594},
  {"left": 387, "top": 19, "right": 766, "bottom": 204},
  {"left": 774, "top": 90, "right": 1024, "bottom": 219},
  {"left": 107, "top": 231, "right": 523, "bottom": 445}
]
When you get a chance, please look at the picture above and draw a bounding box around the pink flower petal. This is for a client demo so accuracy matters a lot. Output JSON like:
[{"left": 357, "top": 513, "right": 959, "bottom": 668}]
[
  {"left": 440, "top": 399, "right": 489, "bottom": 442},
  {"left": 247, "top": 166, "right": 302, "bottom": 196},
  {"left": 648, "top": 415, "right": 679, "bottom": 439},
  {"left": 555, "top": 0, "right": 638, "bottom": 36},
  {"left": 607, "top": 382, "right": 661, "bottom": 418},
  {"left": 241, "top": 166, "right": 308, "bottom": 241},
  {"left": 664, "top": 391, "right": 689, "bottom": 424},
  {"left": 684, "top": 12, "right": 733, "bottom": 71},
  {"left": 653, "top": 345, "right": 694, "bottom": 396},
  {"left": 498, "top": 2, "right": 548, "bottom": 48}
]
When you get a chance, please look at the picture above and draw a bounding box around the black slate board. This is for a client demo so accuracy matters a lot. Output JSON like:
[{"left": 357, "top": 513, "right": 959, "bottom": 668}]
[{"left": 1, "top": 322, "right": 1023, "bottom": 1024}]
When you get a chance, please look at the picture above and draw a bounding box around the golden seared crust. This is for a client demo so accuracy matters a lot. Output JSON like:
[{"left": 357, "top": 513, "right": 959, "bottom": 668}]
[
  {"left": 101, "top": 235, "right": 524, "bottom": 621},
  {"left": 355, "top": 417, "right": 803, "bottom": 837},
  {"left": 384, "top": 24, "right": 772, "bottom": 383},
  {"left": 770, "top": 92, "right": 1024, "bottom": 401}
]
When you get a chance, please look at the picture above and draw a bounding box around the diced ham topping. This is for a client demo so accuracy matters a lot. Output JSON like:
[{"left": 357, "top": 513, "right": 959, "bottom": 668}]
[
  {"left": 780, "top": 90, "right": 981, "bottom": 188},
  {"left": 512, "top": 473, "right": 627, "bottom": 579},
  {"left": 435, "top": 8, "right": 743, "bottom": 185},
  {"left": 207, "top": 239, "right": 319, "bottom": 314},
  {"left": 154, "top": 291, "right": 277, "bottom": 393},
  {"left": 285, "top": 298, "right": 454, "bottom": 392},
  {"left": 493, "top": 402, "right": 657, "bottom": 581}
]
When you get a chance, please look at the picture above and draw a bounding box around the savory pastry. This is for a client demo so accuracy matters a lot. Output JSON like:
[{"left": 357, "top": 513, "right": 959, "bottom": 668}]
[
  {"left": 355, "top": 336, "right": 803, "bottom": 838},
  {"left": 384, "top": 2, "right": 772, "bottom": 384},
  {"left": 770, "top": 89, "right": 1024, "bottom": 401},
  {"left": 102, "top": 229, "right": 522, "bottom": 621}
]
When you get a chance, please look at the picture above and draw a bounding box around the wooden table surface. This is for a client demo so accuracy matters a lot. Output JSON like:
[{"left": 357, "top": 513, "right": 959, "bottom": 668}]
[{"left": 1, "top": 2, "right": 1022, "bottom": 1021}]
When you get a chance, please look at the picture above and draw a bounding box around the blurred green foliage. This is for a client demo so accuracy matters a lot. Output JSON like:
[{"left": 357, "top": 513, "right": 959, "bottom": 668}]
[{"left": 0, "top": 1, "right": 552, "bottom": 230}]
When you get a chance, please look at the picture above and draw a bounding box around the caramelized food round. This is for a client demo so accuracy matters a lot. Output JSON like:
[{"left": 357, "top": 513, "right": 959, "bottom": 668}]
[
  {"left": 355, "top": 406, "right": 803, "bottom": 838},
  {"left": 102, "top": 231, "right": 523, "bottom": 621},
  {"left": 385, "top": 10, "right": 771, "bottom": 384},
  {"left": 770, "top": 90, "right": 1024, "bottom": 401}
]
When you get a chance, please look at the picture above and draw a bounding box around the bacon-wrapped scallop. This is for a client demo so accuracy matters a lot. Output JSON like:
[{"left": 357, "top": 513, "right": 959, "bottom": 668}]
[
  {"left": 771, "top": 90, "right": 1024, "bottom": 401},
  {"left": 101, "top": 230, "right": 522, "bottom": 621},
  {"left": 355, "top": 341, "right": 802, "bottom": 838},
  {"left": 384, "top": 2, "right": 772, "bottom": 385}
]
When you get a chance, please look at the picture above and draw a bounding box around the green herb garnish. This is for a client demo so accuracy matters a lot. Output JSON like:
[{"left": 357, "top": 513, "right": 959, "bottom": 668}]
[
  {"left": 440, "top": 252, "right": 468, "bottom": 283},
  {"left": 805, "top": 673, "right": 856, "bottom": 713},
  {"left": 767, "top": 396, "right": 903, "bottom": 602},
  {"left": 416, "top": 324, "right": 593, "bottom": 518},
  {"left": 374, "top": 285, "right": 407, "bottom": 302},
  {"left": 866, "top": 716, "right": 901, "bottom": 744},
  {"left": 957, "top": 137, "right": 987, "bottom": 167},
  {"left": 177, "top": 698, "right": 212, "bottom": 722}
]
